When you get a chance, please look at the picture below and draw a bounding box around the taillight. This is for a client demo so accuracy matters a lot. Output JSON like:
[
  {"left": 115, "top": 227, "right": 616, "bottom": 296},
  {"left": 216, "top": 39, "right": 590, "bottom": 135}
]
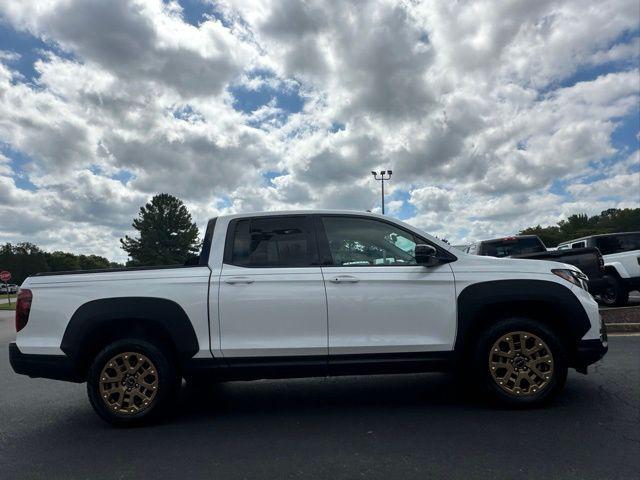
[{"left": 15, "top": 289, "right": 32, "bottom": 332}]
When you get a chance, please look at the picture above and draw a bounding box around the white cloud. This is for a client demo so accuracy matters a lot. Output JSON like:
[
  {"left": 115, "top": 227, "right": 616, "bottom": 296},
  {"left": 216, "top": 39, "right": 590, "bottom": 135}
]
[{"left": 0, "top": 0, "right": 638, "bottom": 261}]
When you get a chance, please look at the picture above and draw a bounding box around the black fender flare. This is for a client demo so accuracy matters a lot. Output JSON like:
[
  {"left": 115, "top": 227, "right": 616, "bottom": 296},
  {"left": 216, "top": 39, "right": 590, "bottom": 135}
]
[
  {"left": 454, "top": 279, "right": 591, "bottom": 357},
  {"left": 61, "top": 297, "right": 199, "bottom": 363}
]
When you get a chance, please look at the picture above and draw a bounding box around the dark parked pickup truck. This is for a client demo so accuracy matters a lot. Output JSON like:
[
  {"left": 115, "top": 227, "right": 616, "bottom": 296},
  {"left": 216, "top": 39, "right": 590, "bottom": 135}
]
[{"left": 466, "top": 235, "right": 607, "bottom": 295}]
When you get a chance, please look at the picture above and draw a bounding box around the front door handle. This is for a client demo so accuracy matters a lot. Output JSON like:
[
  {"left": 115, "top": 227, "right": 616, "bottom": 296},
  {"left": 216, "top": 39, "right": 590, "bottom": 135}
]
[
  {"left": 329, "top": 275, "right": 360, "bottom": 284},
  {"left": 224, "top": 277, "right": 255, "bottom": 285}
]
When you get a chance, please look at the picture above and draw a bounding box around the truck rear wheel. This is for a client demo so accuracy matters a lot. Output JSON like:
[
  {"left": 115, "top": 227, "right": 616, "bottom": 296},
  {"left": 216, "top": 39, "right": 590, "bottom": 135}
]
[
  {"left": 87, "top": 338, "right": 179, "bottom": 426},
  {"left": 474, "top": 318, "right": 567, "bottom": 406}
]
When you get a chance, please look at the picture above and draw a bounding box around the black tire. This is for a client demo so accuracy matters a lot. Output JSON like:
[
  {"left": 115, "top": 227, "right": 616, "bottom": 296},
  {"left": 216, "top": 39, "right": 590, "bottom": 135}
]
[
  {"left": 473, "top": 318, "right": 568, "bottom": 407},
  {"left": 597, "top": 275, "right": 629, "bottom": 307},
  {"left": 87, "top": 338, "right": 180, "bottom": 427}
]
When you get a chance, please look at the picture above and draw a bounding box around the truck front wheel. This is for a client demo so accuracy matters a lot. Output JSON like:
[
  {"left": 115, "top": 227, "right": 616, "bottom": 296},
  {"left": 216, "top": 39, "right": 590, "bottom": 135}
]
[
  {"left": 87, "top": 338, "right": 179, "bottom": 426},
  {"left": 598, "top": 274, "right": 629, "bottom": 307},
  {"left": 474, "top": 318, "right": 567, "bottom": 406}
]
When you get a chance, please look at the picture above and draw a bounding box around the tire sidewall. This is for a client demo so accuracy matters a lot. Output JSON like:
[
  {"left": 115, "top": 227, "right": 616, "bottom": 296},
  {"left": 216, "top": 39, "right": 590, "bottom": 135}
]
[
  {"left": 474, "top": 318, "right": 568, "bottom": 407},
  {"left": 87, "top": 338, "right": 178, "bottom": 426},
  {"left": 598, "top": 275, "right": 628, "bottom": 307}
]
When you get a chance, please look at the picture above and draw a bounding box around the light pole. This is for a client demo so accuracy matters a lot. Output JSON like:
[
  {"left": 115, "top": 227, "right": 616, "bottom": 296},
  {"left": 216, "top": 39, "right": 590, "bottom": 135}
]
[{"left": 371, "top": 170, "right": 392, "bottom": 214}]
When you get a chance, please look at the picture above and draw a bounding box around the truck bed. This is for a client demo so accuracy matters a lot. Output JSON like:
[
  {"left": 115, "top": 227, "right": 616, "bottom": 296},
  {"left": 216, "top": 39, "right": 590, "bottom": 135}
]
[{"left": 513, "top": 247, "right": 606, "bottom": 290}]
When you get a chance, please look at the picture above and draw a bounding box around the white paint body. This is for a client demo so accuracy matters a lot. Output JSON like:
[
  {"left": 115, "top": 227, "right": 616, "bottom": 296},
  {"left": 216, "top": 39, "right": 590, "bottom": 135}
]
[
  {"left": 602, "top": 251, "right": 640, "bottom": 280},
  {"left": 559, "top": 238, "right": 640, "bottom": 280},
  {"left": 17, "top": 210, "right": 603, "bottom": 359}
]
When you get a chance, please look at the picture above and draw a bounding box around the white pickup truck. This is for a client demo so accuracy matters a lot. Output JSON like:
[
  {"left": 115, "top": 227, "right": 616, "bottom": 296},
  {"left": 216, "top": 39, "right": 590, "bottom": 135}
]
[
  {"left": 10, "top": 210, "right": 608, "bottom": 426},
  {"left": 558, "top": 232, "right": 640, "bottom": 306}
]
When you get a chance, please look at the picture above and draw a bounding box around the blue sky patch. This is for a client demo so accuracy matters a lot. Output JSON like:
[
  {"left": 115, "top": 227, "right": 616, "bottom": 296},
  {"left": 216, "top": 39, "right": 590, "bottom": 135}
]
[
  {"left": 262, "top": 170, "right": 284, "bottom": 186},
  {"left": 230, "top": 70, "right": 305, "bottom": 116},
  {"left": 549, "top": 179, "right": 570, "bottom": 198},
  {"left": 172, "top": 104, "right": 205, "bottom": 123},
  {"left": 89, "top": 165, "right": 133, "bottom": 185},
  {"left": 111, "top": 170, "right": 134, "bottom": 185},
  {"left": 1, "top": 143, "right": 37, "bottom": 190},
  {"left": 0, "top": 20, "right": 74, "bottom": 84},
  {"left": 611, "top": 108, "right": 640, "bottom": 154},
  {"left": 175, "top": 0, "right": 234, "bottom": 28},
  {"left": 216, "top": 195, "right": 232, "bottom": 209},
  {"left": 175, "top": 0, "right": 211, "bottom": 27},
  {"left": 388, "top": 189, "right": 417, "bottom": 220},
  {"left": 329, "top": 122, "right": 346, "bottom": 133}
]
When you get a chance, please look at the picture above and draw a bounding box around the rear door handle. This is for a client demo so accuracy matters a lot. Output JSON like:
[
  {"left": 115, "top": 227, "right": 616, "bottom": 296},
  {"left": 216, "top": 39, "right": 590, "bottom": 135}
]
[
  {"left": 224, "top": 276, "right": 255, "bottom": 285},
  {"left": 329, "top": 275, "right": 360, "bottom": 284}
]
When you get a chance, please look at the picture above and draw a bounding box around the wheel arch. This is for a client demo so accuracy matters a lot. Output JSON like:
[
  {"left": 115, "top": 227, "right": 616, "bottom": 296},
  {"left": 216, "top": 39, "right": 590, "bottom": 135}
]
[
  {"left": 604, "top": 263, "right": 627, "bottom": 279},
  {"left": 454, "top": 280, "right": 591, "bottom": 364},
  {"left": 61, "top": 297, "right": 199, "bottom": 377}
]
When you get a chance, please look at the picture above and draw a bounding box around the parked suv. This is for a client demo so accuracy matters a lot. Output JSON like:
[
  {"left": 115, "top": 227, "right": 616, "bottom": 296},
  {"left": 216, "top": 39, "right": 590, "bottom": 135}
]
[
  {"left": 10, "top": 211, "right": 607, "bottom": 426},
  {"left": 558, "top": 232, "right": 640, "bottom": 306}
]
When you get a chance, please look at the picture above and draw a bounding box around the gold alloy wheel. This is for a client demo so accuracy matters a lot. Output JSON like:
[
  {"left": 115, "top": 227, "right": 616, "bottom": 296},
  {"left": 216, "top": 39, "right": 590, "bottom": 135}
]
[
  {"left": 488, "top": 331, "right": 554, "bottom": 397},
  {"left": 98, "top": 352, "right": 159, "bottom": 415}
]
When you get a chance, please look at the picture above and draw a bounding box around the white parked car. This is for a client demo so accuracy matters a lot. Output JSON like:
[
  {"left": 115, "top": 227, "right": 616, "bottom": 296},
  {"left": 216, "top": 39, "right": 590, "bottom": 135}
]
[
  {"left": 0, "top": 283, "right": 18, "bottom": 294},
  {"left": 10, "top": 210, "right": 608, "bottom": 426},
  {"left": 558, "top": 232, "right": 640, "bottom": 306}
]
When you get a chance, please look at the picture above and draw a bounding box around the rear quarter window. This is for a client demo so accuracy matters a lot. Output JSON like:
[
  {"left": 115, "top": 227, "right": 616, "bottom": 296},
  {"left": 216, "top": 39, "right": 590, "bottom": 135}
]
[
  {"left": 594, "top": 233, "right": 640, "bottom": 255},
  {"left": 479, "top": 237, "right": 545, "bottom": 257}
]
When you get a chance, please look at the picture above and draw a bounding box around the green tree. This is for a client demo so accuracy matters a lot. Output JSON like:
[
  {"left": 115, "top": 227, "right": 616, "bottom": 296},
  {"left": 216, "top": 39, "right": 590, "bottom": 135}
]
[
  {"left": 519, "top": 208, "right": 640, "bottom": 246},
  {"left": 0, "top": 243, "right": 121, "bottom": 284},
  {"left": 120, "top": 193, "right": 201, "bottom": 266},
  {"left": 77, "top": 254, "right": 113, "bottom": 270},
  {"left": 46, "top": 251, "right": 81, "bottom": 272},
  {"left": 0, "top": 243, "right": 49, "bottom": 285}
]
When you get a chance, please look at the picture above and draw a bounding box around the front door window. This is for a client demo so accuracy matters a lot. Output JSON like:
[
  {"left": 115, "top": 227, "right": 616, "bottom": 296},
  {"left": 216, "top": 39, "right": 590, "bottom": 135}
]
[{"left": 321, "top": 216, "right": 419, "bottom": 266}]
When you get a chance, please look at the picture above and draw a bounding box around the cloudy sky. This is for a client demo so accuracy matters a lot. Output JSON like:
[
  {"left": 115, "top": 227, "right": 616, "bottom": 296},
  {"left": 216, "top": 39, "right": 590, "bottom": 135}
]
[{"left": 0, "top": 0, "right": 639, "bottom": 262}]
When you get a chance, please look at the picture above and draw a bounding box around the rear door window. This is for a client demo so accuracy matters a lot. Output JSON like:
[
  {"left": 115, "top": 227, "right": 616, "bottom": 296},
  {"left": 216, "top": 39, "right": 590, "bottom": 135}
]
[{"left": 227, "top": 216, "right": 317, "bottom": 267}]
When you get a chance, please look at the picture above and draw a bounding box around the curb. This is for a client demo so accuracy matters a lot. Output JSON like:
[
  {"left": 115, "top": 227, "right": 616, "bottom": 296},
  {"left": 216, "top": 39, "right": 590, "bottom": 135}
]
[
  {"left": 600, "top": 305, "right": 640, "bottom": 333},
  {"left": 600, "top": 306, "right": 640, "bottom": 321},
  {"left": 605, "top": 322, "right": 640, "bottom": 333}
]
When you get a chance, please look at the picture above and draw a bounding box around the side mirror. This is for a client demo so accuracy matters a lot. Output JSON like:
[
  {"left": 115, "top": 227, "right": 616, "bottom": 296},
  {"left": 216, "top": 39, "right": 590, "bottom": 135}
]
[{"left": 415, "top": 244, "right": 439, "bottom": 267}]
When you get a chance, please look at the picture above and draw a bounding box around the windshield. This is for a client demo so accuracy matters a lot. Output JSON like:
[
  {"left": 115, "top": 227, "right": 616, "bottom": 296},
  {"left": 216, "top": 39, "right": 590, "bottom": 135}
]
[{"left": 479, "top": 237, "right": 545, "bottom": 257}]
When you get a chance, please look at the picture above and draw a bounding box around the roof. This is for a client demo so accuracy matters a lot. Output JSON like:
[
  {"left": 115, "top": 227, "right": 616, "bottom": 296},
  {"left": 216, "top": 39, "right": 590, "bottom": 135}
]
[
  {"left": 557, "top": 231, "right": 640, "bottom": 246},
  {"left": 477, "top": 234, "right": 540, "bottom": 244},
  {"left": 218, "top": 209, "right": 383, "bottom": 220}
]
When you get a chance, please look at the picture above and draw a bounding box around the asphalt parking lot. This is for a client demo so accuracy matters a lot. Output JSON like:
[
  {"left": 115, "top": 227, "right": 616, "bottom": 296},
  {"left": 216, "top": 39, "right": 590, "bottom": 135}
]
[{"left": 1, "top": 311, "right": 638, "bottom": 480}]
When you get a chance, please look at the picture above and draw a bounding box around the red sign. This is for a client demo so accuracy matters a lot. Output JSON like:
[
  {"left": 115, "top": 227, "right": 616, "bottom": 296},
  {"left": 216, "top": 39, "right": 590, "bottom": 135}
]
[{"left": 0, "top": 271, "right": 10, "bottom": 282}]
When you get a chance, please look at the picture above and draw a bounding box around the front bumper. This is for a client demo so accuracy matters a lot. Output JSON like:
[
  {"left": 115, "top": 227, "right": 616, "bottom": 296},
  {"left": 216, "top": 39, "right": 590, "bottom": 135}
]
[
  {"left": 9, "top": 343, "right": 83, "bottom": 382},
  {"left": 573, "top": 322, "right": 608, "bottom": 373}
]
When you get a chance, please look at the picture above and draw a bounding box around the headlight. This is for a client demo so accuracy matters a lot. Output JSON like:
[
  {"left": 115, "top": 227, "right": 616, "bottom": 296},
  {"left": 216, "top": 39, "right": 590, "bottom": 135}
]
[{"left": 552, "top": 268, "right": 589, "bottom": 291}]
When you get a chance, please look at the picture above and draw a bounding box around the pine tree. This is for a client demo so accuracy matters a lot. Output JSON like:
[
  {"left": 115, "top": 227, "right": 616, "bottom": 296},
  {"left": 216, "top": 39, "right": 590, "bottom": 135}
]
[{"left": 120, "top": 194, "right": 200, "bottom": 266}]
